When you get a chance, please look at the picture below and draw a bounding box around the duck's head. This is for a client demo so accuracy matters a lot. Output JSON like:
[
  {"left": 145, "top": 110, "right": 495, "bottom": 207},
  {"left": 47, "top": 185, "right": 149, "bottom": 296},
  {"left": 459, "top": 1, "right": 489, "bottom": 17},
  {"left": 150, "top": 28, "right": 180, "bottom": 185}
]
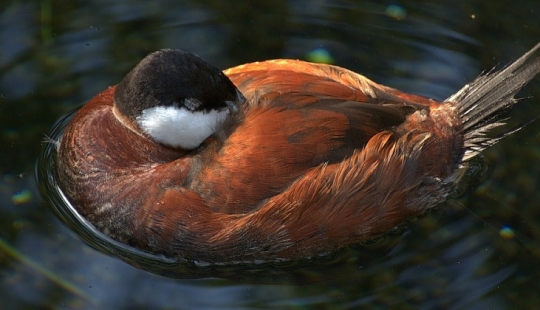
[{"left": 113, "top": 49, "right": 243, "bottom": 150}]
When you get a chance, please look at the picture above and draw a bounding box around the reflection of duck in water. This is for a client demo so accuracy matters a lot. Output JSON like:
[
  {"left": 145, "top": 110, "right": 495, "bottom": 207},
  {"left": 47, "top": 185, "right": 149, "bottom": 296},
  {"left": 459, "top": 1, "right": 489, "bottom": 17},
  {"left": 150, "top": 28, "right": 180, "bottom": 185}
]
[{"left": 55, "top": 44, "right": 540, "bottom": 263}]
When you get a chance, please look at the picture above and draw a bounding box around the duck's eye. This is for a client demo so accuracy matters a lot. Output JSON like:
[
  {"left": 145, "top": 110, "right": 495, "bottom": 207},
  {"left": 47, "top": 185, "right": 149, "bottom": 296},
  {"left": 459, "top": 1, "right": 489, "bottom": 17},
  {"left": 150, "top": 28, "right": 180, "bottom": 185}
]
[{"left": 183, "top": 98, "right": 202, "bottom": 111}]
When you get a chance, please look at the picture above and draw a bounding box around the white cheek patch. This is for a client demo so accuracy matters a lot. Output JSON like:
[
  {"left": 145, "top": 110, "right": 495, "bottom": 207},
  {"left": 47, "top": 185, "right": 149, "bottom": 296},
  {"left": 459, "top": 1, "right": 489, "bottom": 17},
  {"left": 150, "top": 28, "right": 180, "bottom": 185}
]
[{"left": 137, "top": 106, "right": 229, "bottom": 150}]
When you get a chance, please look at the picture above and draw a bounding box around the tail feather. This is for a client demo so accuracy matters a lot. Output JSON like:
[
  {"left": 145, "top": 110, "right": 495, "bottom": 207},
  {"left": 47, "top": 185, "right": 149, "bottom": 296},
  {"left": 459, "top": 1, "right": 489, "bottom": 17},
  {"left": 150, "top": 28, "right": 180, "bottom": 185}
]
[{"left": 446, "top": 42, "right": 540, "bottom": 161}]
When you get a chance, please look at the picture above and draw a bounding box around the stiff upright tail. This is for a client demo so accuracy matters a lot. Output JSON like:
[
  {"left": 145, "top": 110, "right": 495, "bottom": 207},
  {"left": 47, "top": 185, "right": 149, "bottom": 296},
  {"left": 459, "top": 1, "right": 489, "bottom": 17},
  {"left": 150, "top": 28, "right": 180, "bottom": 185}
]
[{"left": 446, "top": 42, "right": 540, "bottom": 162}]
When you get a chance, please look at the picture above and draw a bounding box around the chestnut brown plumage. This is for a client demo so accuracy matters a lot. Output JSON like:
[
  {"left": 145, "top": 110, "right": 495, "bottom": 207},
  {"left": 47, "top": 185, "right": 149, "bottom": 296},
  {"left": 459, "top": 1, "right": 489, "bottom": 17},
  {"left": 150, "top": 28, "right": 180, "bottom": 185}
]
[{"left": 56, "top": 43, "right": 540, "bottom": 263}]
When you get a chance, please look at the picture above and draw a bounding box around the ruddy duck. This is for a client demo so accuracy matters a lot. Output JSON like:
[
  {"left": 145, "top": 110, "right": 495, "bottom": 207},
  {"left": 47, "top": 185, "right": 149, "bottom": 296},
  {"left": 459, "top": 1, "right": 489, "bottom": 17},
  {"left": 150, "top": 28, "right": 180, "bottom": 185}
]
[{"left": 53, "top": 44, "right": 540, "bottom": 264}]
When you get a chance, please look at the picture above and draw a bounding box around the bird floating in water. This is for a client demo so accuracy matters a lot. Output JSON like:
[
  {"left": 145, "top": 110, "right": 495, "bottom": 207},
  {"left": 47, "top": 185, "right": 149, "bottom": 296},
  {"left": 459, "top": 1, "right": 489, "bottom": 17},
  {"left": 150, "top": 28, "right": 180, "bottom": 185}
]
[{"left": 50, "top": 42, "right": 540, "bottom": 264}]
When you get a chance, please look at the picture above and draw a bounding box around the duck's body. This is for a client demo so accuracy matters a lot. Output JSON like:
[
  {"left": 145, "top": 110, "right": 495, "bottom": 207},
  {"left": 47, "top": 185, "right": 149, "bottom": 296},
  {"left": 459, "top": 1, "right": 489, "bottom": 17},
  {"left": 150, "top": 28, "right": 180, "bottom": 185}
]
[{"left": 56, "top": 44, "right": 540, "bottom": 263}]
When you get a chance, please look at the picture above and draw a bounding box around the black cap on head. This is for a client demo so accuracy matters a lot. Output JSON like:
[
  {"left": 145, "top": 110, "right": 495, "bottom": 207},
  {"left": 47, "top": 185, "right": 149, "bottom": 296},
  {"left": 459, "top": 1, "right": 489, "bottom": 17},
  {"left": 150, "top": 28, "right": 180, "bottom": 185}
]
[{"left": 114, "top": 49, "right": 241, "bottom": 119}]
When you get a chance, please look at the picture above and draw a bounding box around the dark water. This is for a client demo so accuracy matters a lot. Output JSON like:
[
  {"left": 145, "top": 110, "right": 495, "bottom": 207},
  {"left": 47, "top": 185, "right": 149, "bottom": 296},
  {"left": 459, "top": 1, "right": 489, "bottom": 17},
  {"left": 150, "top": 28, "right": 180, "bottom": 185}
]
[{"left": 2, "top": 0, "right": 540, "bottom": 308}]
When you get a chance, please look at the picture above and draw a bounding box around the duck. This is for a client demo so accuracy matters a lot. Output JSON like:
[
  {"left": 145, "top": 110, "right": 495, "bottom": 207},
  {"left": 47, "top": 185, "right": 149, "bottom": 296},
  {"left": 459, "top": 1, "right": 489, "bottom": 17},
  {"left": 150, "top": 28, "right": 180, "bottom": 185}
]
[{"left": 55, "top": 43, "right": 540, "bottom": 264}]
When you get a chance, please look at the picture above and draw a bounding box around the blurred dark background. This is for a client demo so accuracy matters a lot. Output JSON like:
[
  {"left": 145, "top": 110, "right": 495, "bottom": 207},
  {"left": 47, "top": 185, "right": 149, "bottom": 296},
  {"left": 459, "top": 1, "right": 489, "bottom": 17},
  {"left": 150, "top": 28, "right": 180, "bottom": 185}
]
[{"left": 1, "top": 0, "right": 540, "bottom": 308}]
